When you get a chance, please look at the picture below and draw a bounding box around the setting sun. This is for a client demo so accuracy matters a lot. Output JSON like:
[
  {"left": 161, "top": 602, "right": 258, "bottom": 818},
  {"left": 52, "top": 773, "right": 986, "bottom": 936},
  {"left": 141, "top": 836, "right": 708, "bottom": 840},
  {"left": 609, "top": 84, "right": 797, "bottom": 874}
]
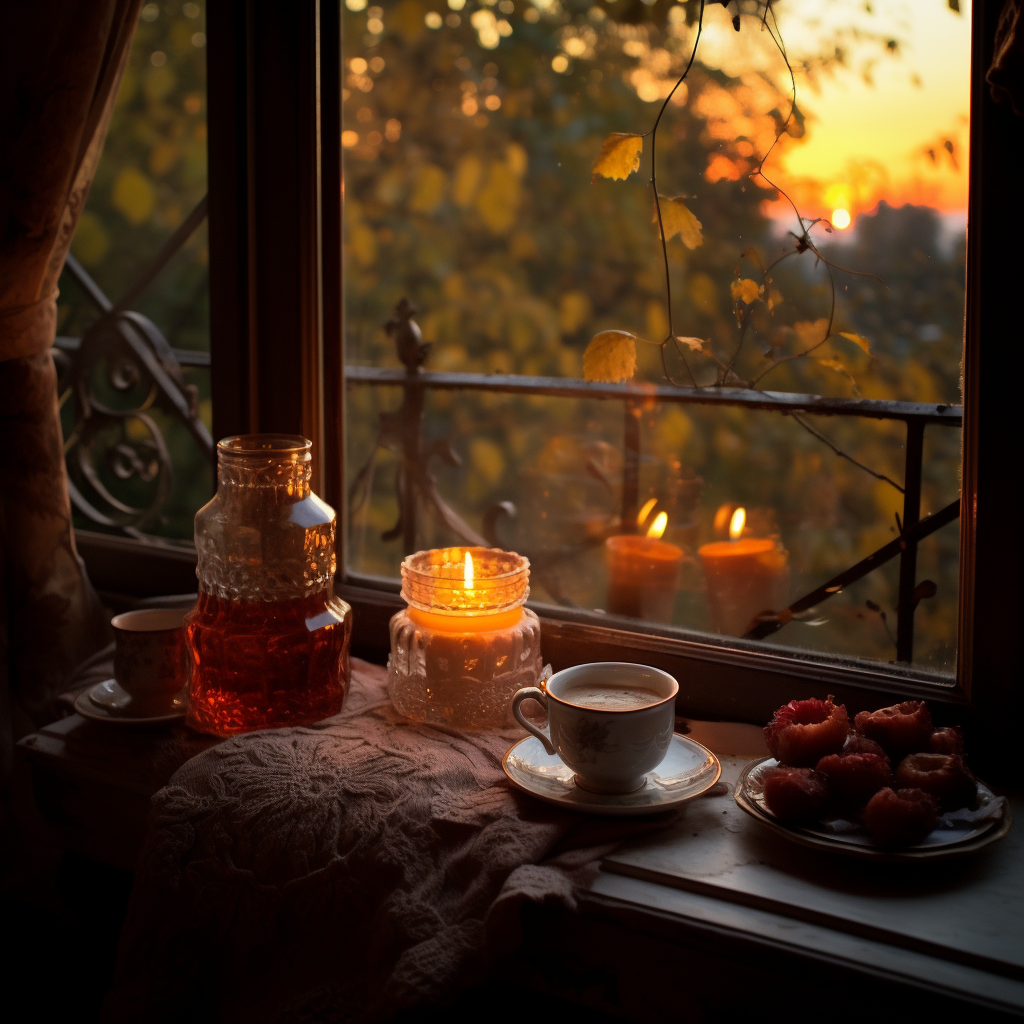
[{"left": 831, "top": 208, "right": 851, "bottom": 229}]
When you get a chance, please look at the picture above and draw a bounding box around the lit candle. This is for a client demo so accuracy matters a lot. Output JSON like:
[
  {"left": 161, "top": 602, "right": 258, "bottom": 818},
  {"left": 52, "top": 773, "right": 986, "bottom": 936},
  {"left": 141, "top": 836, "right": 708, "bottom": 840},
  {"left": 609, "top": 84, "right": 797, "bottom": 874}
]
[
  {"left": 697, "top": 507, "right": 790, "bottom": 637},
  {"left": 605, "top": 510, "right": 686, "bottom": 623},
  {"left": 388, "top": 547, "right": 543, "bottom": 729}
]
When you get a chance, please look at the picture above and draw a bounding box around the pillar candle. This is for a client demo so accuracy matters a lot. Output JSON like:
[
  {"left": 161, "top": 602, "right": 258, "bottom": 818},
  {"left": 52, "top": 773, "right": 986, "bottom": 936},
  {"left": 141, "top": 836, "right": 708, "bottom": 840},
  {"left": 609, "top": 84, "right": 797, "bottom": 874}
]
[
  {"left": 606, "top": 512, "right": 685, "bottom": 623},
  {"left": 698, "top": 512, "right": 789, "bottom": 637}
]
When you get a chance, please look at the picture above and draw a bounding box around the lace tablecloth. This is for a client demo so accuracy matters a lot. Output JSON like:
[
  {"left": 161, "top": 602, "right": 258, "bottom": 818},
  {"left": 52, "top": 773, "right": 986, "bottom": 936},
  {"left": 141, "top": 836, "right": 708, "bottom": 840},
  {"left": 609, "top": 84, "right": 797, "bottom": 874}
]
[{"left": 103, "top": 658, "right": 660, "bottom": 1023}]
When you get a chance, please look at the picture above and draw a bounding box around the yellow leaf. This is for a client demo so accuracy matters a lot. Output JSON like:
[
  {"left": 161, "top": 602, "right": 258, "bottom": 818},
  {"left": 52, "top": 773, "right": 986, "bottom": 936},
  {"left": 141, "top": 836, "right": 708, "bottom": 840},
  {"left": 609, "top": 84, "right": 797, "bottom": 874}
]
[
  {"left": 839, "top": 331, "right": 872, "bottom": 356},
  {"left": 583, "top": 330, "right": 637, "bottom": 383},
  {"left": 767, "top": 287, "right": 783, "bottom": 311},
  {"left": 476, "top": 160, "right": 520, "bottom": 234},
  {"left": 739, "top": 246, "right": 765, "bottom": 272},
  {"left": 815, "top": 356, "right": 861, "bottom": 396},
  {"left": 409, "top": 164, "right": 447, "bottom": 214},
  {"left": 112, "top": 167, "right": 155, "bottom": 225},
  {"left": 793, "top": 318, "right": 830, "bottom": 350},
  {"left": 70, "top": 211, "right": 110, "bottom": 267},
  {"left": 559, "top": 291, "right": 591, "bottom": 335},
  {"left": 452, "top": 154, "right": 483, "bottom": 208},
  {"left": 730, "top": 278, "right": 760, "bottom": 304},
  {"left": 674, "top": 335, "right": 706, "bottom": 352},
  {"left": 657, "top": 196, "right": 703, "bottom": 249},
  {"left": 592, "top": 133, "right": 643, "bottom": 181}
]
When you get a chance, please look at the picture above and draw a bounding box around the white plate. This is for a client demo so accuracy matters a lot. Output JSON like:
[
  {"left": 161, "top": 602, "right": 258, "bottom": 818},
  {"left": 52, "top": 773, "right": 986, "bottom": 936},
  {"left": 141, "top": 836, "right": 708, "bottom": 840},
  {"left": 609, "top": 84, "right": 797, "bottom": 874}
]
[
  {"left": 502, "top": 733, "right": 721, "bottom": 816},
  {"left": 735, "top": 756, "right": 1011, "bottom": 861},
  {"left": 74, "top": 680, "right": 186, "bottom": 726}
]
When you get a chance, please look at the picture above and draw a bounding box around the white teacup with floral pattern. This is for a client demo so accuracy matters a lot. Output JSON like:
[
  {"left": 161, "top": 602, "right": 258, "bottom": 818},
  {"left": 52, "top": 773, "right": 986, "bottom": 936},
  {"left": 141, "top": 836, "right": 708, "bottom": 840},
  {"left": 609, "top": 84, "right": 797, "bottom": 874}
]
[{"left": 512, "top": 662, "right": 678, "bottom": 794}]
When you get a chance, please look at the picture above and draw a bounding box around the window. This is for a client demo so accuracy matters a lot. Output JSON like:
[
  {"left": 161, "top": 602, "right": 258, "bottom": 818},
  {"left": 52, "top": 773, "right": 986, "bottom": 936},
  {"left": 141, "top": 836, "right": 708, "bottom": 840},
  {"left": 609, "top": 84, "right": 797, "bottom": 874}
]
[
  {"left": 68, "top": 1, "right": 1022, "bottom": 731},
  {"left": 340, "top": 0, "right": 969, "bottom": 687},
  {"left": 56, "top": 0, "right": 212, "bottom": 543}
]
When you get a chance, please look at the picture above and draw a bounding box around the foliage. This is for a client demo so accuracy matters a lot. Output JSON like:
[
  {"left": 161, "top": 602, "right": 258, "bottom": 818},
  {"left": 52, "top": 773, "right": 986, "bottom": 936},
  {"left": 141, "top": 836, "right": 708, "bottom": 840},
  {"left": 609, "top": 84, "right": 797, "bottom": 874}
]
[
  {"left": 57, "top": 0, "right": 211, "bottom": 541},
  {"left": 344, "top": 0, "right": 966, "bottom": 673}
]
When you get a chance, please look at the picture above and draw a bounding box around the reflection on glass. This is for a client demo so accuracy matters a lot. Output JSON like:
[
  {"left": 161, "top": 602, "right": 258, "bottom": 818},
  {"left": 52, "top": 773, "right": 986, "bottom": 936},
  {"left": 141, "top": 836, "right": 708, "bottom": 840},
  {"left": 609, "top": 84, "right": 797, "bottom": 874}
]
[{"left": 343, "top": 0, "right": 968, "bottom": 676}]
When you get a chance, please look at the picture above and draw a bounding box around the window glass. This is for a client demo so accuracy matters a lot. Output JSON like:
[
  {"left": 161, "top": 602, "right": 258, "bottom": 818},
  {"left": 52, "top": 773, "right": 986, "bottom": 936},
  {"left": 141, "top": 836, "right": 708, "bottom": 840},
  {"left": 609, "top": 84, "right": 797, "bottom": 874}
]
[
  {"left": 342, "top": 0, "right": 969, "bottom": 677},
  {"left": 56, "top": 0, "right": 212, "bottom": 542}
]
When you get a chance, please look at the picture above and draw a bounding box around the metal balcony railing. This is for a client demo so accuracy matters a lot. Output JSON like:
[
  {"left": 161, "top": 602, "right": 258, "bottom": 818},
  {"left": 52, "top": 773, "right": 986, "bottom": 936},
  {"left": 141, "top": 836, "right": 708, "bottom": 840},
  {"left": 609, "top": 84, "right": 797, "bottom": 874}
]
[
  {"left": 52, "top": 191, "right": 963, "bottom": 665},
  {"left": 348, "top": 302, "right": 963, "bottom": 664}
]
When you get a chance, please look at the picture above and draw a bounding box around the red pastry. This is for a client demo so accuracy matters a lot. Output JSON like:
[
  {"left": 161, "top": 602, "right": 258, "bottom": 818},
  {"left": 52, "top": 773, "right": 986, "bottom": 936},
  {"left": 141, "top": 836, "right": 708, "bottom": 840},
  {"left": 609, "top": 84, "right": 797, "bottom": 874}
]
[
  {"left": 862, "top": 787, "right": 939, "bottom": 847},
  {"left": 764, "top": 697, "right": 849, "bottom": 767},
  {"left": 854, "top": 701, "right": 933, "bottom": 759},
  {"left": 762, "top": 766, "right": 831, "bottom": 823},
  {"left": 894, "top": 753, "right": 977, "bottom": 810},
  {"left": 816, "top": 752, "right": 892, "bottom": 808},
  {"left": 928, "top": 726, "right": 964, "bottom": 755},
  {"left": 842, "top": 733, "right": 888, "bottom": 759}
]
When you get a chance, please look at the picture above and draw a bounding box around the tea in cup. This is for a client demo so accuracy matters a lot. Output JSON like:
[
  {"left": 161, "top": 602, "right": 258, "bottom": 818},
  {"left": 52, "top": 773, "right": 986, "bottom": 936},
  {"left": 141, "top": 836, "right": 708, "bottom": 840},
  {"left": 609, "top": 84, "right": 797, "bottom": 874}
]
[
  {"left": 511, "top": 662, "right": 678, "bottom": 794},
  {"left": 107, "top": 607, "right": 188, "bottom": 715}
]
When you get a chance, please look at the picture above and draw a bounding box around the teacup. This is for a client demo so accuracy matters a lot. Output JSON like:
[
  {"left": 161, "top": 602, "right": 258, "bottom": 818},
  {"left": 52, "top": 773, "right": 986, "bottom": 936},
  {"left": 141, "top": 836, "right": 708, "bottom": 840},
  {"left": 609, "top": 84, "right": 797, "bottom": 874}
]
[
  {"left": 110, "top": 608, "right": 189, "bottom": 715},
  {"left": 512, "top": 662, "right": 678, "bottom": 794}
]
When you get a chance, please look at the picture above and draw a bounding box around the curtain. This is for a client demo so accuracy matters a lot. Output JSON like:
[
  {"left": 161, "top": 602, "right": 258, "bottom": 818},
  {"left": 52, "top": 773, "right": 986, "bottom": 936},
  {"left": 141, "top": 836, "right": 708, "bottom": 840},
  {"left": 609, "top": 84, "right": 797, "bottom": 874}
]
[
  {"left": 988, "top": 0, "right": 1024, "bottom": 115},
  {"left": 0, "top": 1, "right": 141, "bottom": 795}
]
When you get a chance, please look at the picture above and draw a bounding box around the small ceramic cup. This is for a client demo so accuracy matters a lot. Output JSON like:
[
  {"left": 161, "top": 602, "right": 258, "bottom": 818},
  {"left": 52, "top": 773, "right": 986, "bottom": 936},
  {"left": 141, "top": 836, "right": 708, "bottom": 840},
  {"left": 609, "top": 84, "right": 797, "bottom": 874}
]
[
  {"left": 110, "top": 608, "right": 189, "bottom": 715},
  {"left": 511, "top": 662, "right": 678, "bottom": 794}
]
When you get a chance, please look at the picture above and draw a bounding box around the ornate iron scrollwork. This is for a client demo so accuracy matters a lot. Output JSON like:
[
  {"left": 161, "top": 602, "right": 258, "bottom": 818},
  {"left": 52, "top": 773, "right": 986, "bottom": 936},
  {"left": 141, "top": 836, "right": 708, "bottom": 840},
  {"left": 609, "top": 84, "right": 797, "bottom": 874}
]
[{"left": 55, "top": 201, "right": 213, "bottom": 539}]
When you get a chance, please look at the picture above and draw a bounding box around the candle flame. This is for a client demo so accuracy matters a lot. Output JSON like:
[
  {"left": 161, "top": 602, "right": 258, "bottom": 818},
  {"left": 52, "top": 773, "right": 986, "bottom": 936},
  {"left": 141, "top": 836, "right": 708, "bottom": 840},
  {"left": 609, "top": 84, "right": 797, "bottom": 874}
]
[
  {"left": 729, "top": 507, "right": 746, "bottom": 540},
  {"left": 646, "top": 511, "right": 668, "bottom": 540},
  {"left": 636, "top": 497, "right": 658, "bottom": 527},
  {"left": 463, "top": 551, "right": 474, "bottom": 588}
]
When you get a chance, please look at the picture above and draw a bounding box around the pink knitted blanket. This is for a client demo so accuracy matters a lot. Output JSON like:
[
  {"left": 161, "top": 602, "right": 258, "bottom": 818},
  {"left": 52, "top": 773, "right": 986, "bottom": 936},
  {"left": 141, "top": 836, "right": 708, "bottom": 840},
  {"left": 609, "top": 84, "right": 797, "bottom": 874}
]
[{"left": 104, "top": 659, "right": 658, "bottom": 1023}]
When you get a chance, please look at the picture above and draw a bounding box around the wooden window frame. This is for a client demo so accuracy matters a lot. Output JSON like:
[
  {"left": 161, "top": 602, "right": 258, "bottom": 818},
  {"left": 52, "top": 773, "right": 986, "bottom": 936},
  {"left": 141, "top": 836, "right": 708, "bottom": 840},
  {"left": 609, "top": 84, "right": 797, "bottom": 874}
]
[{"left": 77, "top": 1, "right": 1023, "bottom": 773}]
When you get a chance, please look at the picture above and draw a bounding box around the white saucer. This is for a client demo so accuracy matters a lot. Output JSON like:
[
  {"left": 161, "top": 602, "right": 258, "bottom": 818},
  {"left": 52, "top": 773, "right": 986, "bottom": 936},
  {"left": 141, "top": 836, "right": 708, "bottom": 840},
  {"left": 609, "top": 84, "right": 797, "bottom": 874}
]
[
  {"left": 74, "top": 679, "right": 186, "bottom": 726},
  {"left": 502, "top": 733, "right": 721, "bottom": 816}
]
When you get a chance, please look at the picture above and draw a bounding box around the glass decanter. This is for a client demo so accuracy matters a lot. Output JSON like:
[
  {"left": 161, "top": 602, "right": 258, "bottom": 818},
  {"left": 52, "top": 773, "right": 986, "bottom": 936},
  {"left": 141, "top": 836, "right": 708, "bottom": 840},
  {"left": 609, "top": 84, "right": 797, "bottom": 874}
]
[{"left": 185, "top": 435, "right": 351, "bottom": 735}]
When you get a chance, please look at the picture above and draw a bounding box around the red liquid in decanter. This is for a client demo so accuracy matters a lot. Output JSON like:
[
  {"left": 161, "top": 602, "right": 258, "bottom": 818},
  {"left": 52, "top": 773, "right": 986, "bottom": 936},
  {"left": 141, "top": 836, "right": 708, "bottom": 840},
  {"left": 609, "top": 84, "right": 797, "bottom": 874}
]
[{"left": 186, "top": 590, "right": 351, "bottom": 735}]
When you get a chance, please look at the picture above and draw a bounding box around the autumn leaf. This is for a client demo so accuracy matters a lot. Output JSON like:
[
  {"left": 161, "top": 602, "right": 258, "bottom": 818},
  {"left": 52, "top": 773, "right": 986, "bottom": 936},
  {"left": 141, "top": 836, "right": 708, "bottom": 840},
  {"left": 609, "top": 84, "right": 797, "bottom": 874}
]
[
  {"left": 767, "top": 287, "right": 783, "bottom": 311},
  {"left": 792, "top": 318, "right": 830, "bottom": 350},
  {"left": 730, "top": 278, "right": 760, "bottom": 304},
  {"left": 592, "top": 133, "right": 643, "bottom": 181},
  {"left": 815, "top": 356, "right": 861, "bottom": 397},
  {"left": 739, "top": 246, "right": 765, "bottom": 272},
  {"left": 583, "top": 330, "right": 637, "bottom": 382},
  {"left": 839, "top": 331, "right": 872, "bottom": 356},
  {"left": 674, "top": 335, "right": 706, "bottom": 353},
  {"left": 656, "top": 196, "right": 703, "bottom": 249}
]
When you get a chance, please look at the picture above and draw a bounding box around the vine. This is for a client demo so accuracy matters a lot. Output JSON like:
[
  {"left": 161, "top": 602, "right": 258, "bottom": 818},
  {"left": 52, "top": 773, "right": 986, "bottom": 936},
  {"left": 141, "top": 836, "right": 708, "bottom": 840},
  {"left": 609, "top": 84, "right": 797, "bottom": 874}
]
[{"left": 583, "top": 0, "right": 900, "bottom": 492}]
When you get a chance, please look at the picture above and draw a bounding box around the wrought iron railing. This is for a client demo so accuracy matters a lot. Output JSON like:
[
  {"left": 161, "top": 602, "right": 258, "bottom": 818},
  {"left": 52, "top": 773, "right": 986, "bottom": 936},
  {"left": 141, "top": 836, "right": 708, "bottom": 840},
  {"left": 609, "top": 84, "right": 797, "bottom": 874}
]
[
  {"left": 53, "top": 197, "right": 212, "bottom": 539},
  {"left": 349, "top": 302, "right": 963, "bottom": 665},
  {"left": 53, "top": 201, "right": 962, "bottom": 665}
]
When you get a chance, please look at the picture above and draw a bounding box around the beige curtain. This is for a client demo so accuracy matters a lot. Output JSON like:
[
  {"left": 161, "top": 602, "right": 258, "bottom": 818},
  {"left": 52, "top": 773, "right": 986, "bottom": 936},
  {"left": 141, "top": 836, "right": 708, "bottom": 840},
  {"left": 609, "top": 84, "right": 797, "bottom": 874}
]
[{"left": 0, "top": 1, "right": 141, "bottom": 794}]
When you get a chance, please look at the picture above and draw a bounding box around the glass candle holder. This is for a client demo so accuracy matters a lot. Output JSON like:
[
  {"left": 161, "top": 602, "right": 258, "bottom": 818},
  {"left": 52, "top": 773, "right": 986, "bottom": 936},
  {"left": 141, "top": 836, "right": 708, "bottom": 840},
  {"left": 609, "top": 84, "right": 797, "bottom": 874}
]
[{"left": 388, "top": 546, "right": 543, "bottom": 729}]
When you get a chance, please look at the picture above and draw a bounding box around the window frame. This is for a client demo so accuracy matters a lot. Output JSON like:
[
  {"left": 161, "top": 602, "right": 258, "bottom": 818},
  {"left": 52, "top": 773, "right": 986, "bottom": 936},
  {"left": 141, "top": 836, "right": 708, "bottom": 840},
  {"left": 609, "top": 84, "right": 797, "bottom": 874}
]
[{"left": 77, "top": 1, "right": 1022, "bottom": 767}]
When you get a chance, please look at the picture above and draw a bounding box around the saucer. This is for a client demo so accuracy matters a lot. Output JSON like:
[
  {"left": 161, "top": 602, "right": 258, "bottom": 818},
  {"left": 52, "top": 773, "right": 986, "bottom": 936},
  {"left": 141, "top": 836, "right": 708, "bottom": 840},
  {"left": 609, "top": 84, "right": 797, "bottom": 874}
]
[
  {"left": 502, "top": 733, "right": 721, "bottom": 816},
  {"left": 74, "top": 679, "right": 186, "bottom": 726}
]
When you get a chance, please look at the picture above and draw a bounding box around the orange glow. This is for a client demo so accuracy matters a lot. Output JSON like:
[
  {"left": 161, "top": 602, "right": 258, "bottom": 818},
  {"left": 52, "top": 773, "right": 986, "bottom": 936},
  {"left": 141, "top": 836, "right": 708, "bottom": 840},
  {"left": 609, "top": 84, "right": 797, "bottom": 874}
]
[
  {"left": 831, "top": 208, "right": 851, "bottom": 229},
  {"left": 407, "top": 606, "right": 523, "bottom": 633},
  {"left": 464, "top": 551, "right": 474, "bottom": 589},
  {"left": 729, "top": 507, "right": 746, "bottom": 540},
  {"left": 647, "top": 511, "right": 669, "bottom": 540},
  {"left": 752, "top": 0, "right": 971, "bottom": 223},
  {"left": 637, "top": 497, "right": 658, "bottom": 527}
]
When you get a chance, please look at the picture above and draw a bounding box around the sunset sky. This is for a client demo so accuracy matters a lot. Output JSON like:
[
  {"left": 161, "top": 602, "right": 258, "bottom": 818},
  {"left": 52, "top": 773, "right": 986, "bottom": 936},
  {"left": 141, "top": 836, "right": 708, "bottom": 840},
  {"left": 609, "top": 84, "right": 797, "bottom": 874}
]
[{"left": 699, "top": 0, "right": 972, "bottom": 228}]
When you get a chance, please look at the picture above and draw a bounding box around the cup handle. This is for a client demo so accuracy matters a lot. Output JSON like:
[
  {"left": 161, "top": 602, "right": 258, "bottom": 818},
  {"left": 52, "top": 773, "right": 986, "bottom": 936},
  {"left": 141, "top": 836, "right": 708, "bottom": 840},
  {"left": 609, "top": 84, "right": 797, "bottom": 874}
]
[{"left": 512, "top": 687, "right": 556, "bottom": 756}]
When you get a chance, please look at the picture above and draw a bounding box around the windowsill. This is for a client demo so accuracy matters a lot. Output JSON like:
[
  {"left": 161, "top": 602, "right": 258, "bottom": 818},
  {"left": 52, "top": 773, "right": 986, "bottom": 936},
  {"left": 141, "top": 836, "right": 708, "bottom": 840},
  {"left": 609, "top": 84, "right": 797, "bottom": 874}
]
[{"left": 16, "top": 681, "right": 1022, "bottom": 1016}]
